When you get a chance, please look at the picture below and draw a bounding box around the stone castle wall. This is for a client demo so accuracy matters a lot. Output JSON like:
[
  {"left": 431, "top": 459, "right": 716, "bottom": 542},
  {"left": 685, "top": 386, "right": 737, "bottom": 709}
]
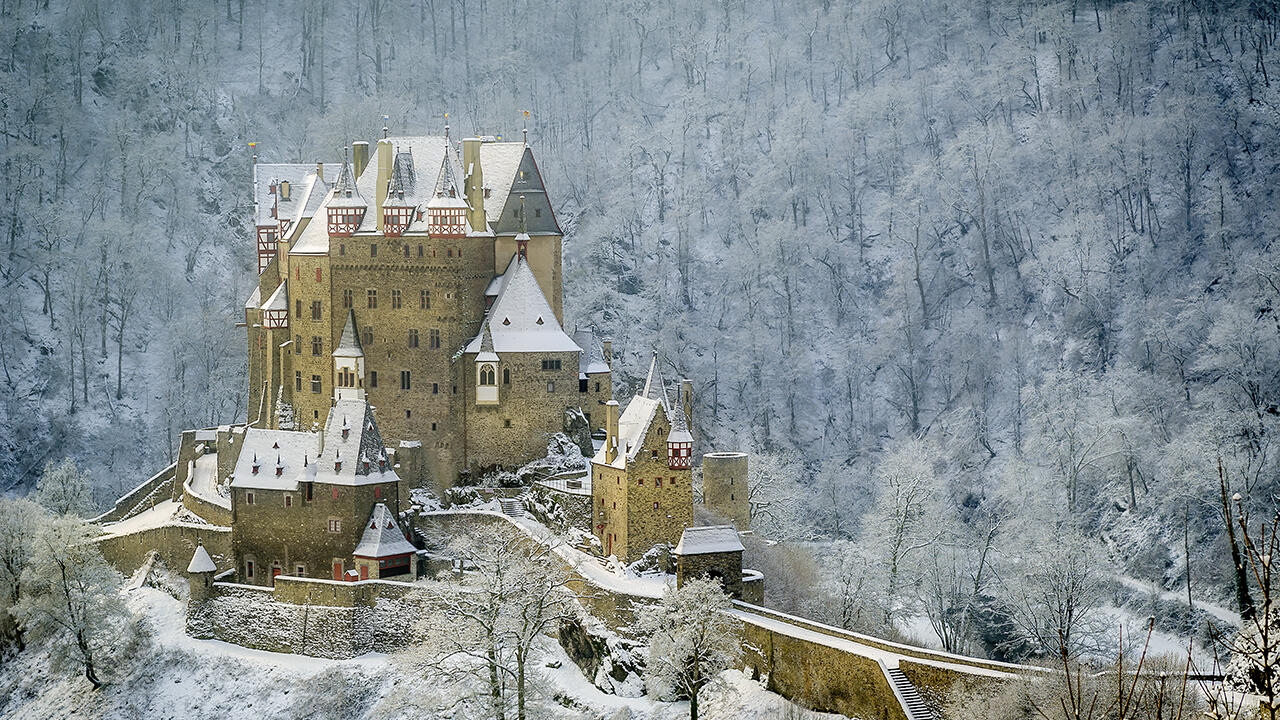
[
  {"left": 702, "top": 452, "right": 750, "bottom": 530},
  {"left": 186, "top": 577, "right": 421, "bottom": 658},
  {"left": 92, "top": 463, "right": 177, "bottom": 524},
  {"left": 96, "top": 523, "right": 231, "bottom": 577}
]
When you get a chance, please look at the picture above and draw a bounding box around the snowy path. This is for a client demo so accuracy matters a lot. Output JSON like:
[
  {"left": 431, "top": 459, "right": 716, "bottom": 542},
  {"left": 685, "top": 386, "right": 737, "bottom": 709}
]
[
  {"left": 186, "top": 452, "right": 230, "bottom": 509},
  {"left": 1113, "top": 574, "right": 1238, "bottom": 626}
]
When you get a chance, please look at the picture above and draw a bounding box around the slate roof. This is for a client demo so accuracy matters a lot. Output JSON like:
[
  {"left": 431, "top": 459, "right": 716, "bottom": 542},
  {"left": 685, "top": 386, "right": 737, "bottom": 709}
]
[
  {"left": 334, "top": 309, "right": 363, "bottom": 358},
  {"left": 463, "top": 256, "right": 580, "bottom": 354},
  {"left": 328, "top": 153, "right": 367, "bottom": 209},
  {"left": 674, "top": 525, "right": 744, "bottom": 556},
  {"left": 352, "top": 503, "right": 417, "bottom": 558},
  {"left": 477, "top": 142, "right": 526, "bottom": 224},
  {"left": 229, "top": 398, "right": 398, "bottom": 490},
  {"left": 187, "top": 544, "right": 217, "bottom": 573},
  {"left": 590, "top": 395, "right": 665, "bottom": 470},
  {"left": 262, "top": 281, "right": 287, "bottom": 311},
  {"left": 253, "top": 163, "right": 337, "bottom": 227},
  {"left": 573, "top": 328, "right": 611, "bottom": 375}
]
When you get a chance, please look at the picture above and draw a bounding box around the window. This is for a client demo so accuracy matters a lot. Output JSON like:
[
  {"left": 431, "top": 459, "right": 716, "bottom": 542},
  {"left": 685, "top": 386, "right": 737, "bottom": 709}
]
[
  {"left": 338, "top": 368, "right": 356, "bottom": 388},
  {"left": 295, "top": 335, "right": 302, "bottom": 355},
  {"left": 420, "top": 290, "right": 430, "bottom": 309},
  {"left": 296, "top": 564, "right": 305, "bottom": 576},
  {"left": 367, "top": 289, "right": 377, "bottom": 308},
  {"left": 331, "top": 487, "right": 339, "bottom": 500},
  {"left": 304, "top": 482, "right": 313, "bottom": 501},
  {"left": 541, "top": 359, "right": 562, "bottom": 371},
  {"left": 370, "top": 371, "right": 378, "bottom": 388},
  {"left": 403, "top": 245, "right": 410, "bottom": 258},
  {"left": 295, "top": 299, "right": 302, "bottom": 316},
  {"left": 343, "top": 289, "right": 353, "bottom": 308},
  {"left": 405, "top": 409, "right": 411, "bottom": 419},
  {"left": 535, "top": 208, "right": 542, "bottom": 218},
  {"left": 295, "top": 371, "right": 302, "bottom": 391},
  {"left": 400, "top": 370, "right": 411, "bottom": 390},
  {"left": 311, "top": 336, "right": 322, "bottom": 356},
  {"left": 246, "top": 560, "right": 255, "bottom": 578},
  {"left": 391, "top": 289, "right": 402, "bottom": 309},
  {"left": 579, "top": 378, "right": 588, "bottom": 393},
  {"left": 417, "top": 245, "right": 424, "bottom": 257},
  {"left": 328, "top": 519, "right": 341, "bottom": 533},
  {"left": 479, "top": 364, "right": 496, "bottom": 386},
  {"left": 656, "top": 478, "right": 663, "bottom": 487},
  {"left": 447, "top": 248, "right": 453, "bottom": 258},
  {"left": 503, "top": 419, "right": 512, "bottom": 428},
  {"left": 432, "top": 382, "right": 439, "bottom": 395},
  {"left": 370, "top": 243, "right": 378, "bottom": 257},
  {"left": 653, "top": 502, "right": 660, "bottom": 510},
  {"left": 431, "top": 422, "right": 437, "bottom": 431},
  {"left": 595, "top": 382, "right": 601, "bottom": 392},
  {"left": 311, "top": 301, "right": 322, "bottom": 320},
  {"left": 339, "top": 243, "right": 346, "bottom": 256},
  {"left": 408, "top": 329, "right": 419, "bottom": 348},
  {"left": 315, "top": 267, "right": 322, "bottom": 282},
  {"left": 362, "top": 328, "right": 373, "bottom": 347},
  {"left": 638, "top": 479, "right": 644, "bottom": 486},
  {"left": 546, "top": 381, "right": 555, "bottom": 393},
  {"left": 246, "top": 492, "right": 255, "bottom": 505},
  {"left": 311, "top": 374, "right": 322, "bottom": 393},
  {"left": 503, "top": 368, "right": 510, "bottom": 385},
  {"left": 374, "top": 486, "right": 382, "bottom": 500},
  {"left": 651, "top": 449, "right": 659, "bottom": 460},
  {"left": 429, "top": 329, "right": 441, "bottom": 349},
  {"left": 284, "top": 494, "right": 293, "bottom": 508}
]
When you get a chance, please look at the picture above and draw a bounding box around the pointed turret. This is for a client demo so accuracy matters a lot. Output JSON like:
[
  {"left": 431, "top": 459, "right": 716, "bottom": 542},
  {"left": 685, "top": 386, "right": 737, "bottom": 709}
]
[
  {"left": 327, "top": 147, "right": 366, "bottom": 236},
  {"left": 427, "top": 154, "right": 468, "bottom": 238},
  {"left": 334, "top": 309, "right": 365, "bottom": 401},
  {"left": 383, "top": 147, "right": 416, "bottom": 236}
]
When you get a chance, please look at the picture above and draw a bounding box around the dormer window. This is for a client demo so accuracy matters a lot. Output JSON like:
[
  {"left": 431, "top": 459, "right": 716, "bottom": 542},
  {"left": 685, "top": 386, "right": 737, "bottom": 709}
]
[{"left": 327, "top": 206, "right": 363, "bottom": 236}]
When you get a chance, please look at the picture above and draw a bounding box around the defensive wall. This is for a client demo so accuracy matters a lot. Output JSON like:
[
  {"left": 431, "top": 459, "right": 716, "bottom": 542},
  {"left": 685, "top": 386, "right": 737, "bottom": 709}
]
[
  {"left": 186, "top": 574, "right": 420, "bottom": 659},
  {"left": 97, "top": 520, "right": 232, "bottom": 577},
  {"left": 91, "top": 462, "right": 177, "bottom": 524}
]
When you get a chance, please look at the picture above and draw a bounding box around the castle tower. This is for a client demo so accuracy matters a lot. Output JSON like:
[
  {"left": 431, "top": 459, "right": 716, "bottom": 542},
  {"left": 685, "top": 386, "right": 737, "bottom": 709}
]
[
  {"left": 333, "top": 309, "right": 365, "bottom": 402},
  {"left": 702, "top": 452, "right": 750, "bottom": 530},
  {"left": 186, "top": 542, "right": 217, "bottom": 605}
]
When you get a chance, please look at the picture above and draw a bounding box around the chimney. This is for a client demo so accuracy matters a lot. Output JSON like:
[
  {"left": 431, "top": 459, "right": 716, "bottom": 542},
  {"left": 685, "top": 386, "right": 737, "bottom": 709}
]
[
  {"left": 604, "top": 399, "right": 620, "bottom": 464},
  {"left": 602, "top": 340, "right": 613, "bottom": 366},
  {"left": 681, "top": 379, "right": 693, "bottom": 428},
  {"left": 462, "top": 137, "right": 485, "bottom": 231},
  {"left": 251, "top": 453, "right": 260, "bottom": 475},
  {"left": 275, "top": 455, "right": 284, "bottom": 476},
  {"left": 352, "top": 141, "right": 370, "bottom": 179},
  {"left": 316, "top": 161, "right": 325, "bottom": 182},
  {"left": 375, "top": 138, "right": 393, "bottom": 231},
  {"left": 335, "top": 449, "right": 342, "bottom": 472}
]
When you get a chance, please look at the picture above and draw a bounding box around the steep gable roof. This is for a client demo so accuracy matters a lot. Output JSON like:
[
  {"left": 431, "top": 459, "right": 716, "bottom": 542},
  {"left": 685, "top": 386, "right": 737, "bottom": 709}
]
[
  {"left": 674, "top": 525, "right": 744, "bottom": 556},
  {"left": 463, "top": 256, "right": 580, "bottom": 354},
  {"left": 334, "top": 309, "right": 363, "bottom": 358},
  {"left": 477, "top": 142, "right": 526, "bottom": 224},
  {"left": 352, "top": 503, "right": 416, "bottom": 558}
]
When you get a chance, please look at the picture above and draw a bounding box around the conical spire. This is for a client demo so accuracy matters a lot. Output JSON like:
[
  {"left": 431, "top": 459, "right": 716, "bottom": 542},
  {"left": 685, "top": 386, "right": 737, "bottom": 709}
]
[
  {"left": 334, "top": 309, "right": 363, "bottom": 358},
  {"left": 387, "top": 147, "right": 415, "bottom": 202},
  {"left": 329, "top": 147, "right": 366, "bottom": 208}
]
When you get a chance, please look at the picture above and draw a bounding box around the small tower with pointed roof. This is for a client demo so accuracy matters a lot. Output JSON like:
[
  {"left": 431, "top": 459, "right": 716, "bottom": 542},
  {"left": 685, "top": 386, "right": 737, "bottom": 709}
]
[
  {"left": 187, "top": 542, "right": 218, "bottom": 605},
  {"left": 333, "top": 309, "right": 365, "bottom": 402},
  {"left": 327, "top": 148, "right": 366, "bottom": 236}
]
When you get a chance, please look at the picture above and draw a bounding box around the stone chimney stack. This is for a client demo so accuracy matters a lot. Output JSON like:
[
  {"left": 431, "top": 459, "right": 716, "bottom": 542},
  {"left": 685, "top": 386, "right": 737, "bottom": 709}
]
[
  {"left": 375, "top": 138, "right": 393, "bottom": 231},
  {"left": 462, "top": 137, "right": 485, "bottom": 231},
  {"left": 352, "top": 141, "right": 370, "bottom": 179},
  {"left": 604, "top": 400, "right": 620, "bottom": 465}
]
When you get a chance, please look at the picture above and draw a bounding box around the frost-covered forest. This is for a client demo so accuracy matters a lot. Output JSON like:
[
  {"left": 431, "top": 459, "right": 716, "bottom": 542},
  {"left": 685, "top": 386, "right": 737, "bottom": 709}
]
[{"left": 3, "top": 0, "right": 1279, "bottom": 661}]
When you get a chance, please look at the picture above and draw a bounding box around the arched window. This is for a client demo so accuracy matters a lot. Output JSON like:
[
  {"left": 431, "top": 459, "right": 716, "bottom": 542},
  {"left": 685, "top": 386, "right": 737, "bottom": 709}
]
[{"left": 479, "top": 364, "right": 496, "bottom": 386}]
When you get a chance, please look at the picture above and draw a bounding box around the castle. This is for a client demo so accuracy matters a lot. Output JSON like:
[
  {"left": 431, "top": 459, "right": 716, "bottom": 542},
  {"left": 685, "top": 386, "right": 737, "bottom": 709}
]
[{"left": 243, "top": 129, "right": 611, "bottom": 489}]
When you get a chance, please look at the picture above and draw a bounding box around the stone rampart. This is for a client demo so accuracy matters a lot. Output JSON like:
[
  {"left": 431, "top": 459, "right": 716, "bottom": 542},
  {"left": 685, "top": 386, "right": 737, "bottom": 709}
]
[
  {"left": 96, "top": 523, "right": 231, "bottom": 576},
  {"left": 186, "top": 577, "right": 422, "bottom": 659},
  {"left": 91, "top": 462, "right": 177, "bottom": 524},
  {"left": 182, "top": 480, "right": 232, "bottom": 527}
]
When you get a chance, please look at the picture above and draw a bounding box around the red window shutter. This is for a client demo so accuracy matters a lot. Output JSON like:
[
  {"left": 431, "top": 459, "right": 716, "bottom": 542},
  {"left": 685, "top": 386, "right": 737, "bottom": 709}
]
[
  {"left": 316, "top": 267, "right": 322, "bottom": 282},
  {"left": 332, "top": 487, "right": 339, "bottom": 500}
]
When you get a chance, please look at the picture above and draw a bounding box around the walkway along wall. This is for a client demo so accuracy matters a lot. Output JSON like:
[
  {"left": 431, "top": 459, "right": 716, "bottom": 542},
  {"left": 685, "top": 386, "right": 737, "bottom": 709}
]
[{"left": 97, "top": 522, "right": 231, "bottom": 577}]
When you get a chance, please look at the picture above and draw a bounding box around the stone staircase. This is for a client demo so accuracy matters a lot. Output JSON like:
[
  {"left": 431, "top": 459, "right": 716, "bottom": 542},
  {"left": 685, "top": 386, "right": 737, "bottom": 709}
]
[
  {"left": 498, "top": 495, "right": 528, "bottom": 518},
  {"left": 886, "top": 667, "right": 934, "bottom": 720}
]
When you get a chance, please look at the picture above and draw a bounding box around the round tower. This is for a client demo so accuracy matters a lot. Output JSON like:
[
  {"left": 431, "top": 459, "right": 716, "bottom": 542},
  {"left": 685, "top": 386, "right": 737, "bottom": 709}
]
[
  {"left": 186, "top": 542, "right": 217, "bottom": 605},
  {"left": 702, "top": 452, "right": 750, "bottom": 530}
]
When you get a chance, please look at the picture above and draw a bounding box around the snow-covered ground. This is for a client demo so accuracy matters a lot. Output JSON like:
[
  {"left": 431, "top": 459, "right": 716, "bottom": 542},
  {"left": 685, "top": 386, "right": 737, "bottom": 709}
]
[{"left": 0, "top": 577, "right": 832, "bottom": 719}]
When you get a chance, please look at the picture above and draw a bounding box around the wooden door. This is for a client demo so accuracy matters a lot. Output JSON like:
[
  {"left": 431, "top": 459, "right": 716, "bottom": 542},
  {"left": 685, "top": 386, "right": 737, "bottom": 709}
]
[{"left": 332, "top": 561, "right": 343, "bottom": 581}]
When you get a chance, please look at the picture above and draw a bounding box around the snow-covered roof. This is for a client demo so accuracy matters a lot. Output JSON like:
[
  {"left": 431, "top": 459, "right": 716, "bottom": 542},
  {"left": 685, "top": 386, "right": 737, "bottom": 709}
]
[
  {"left": 353, "top": 136, "right": 463, "bottom": 234},
  {"left": 352, "top": 503, "right": 416, "bottom": 558},
  {"left": 289, "top": 200, "right": 331, "bottom": 254},
  {"left": 463, "top": 256, "right": 580, "bottom": 354},
  {"left": 229, "top": 399, "right": 398, "bottom": 490},
  {"left": 253, "top": 163, "right": 337, "bottom": 227},
  {"left": 244, "top": 286, "right": 261, "bottom": 311},
  {"left": 477, "top": 142, "right": 527, "bottom": 224},
  {"left": 262, "top": 281, "right": 287, "bottom": 312},
  {"left": 573, "top": 328, "right": 611, "bottom": 375},
  {"left": 333, "top": 309, "right": 363, "bottom": 358},
  {"left": 590, "top": 395, "right": 665, "bottom": 470},
  {"left": 328, "top": 154, "right": 367, "bottom": 209},
  {"left": 187, "top": 544, "right": 217, "bottom": 573},
  {"left": 674, "top": 525, "right": 744, "bottom": 556}
]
